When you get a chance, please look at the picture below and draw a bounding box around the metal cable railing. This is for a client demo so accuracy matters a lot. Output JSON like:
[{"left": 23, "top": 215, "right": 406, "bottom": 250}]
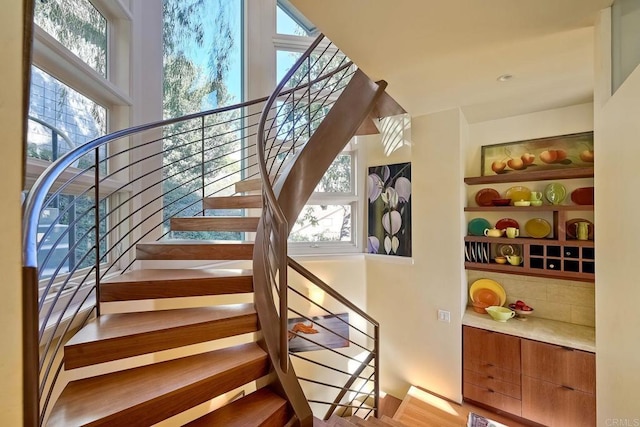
[
  {"left": 255, "top": 33, "right": 381, "bottom": 423},
  {"left": 22, "top": 94, "right": 291, "bottom": 424}
]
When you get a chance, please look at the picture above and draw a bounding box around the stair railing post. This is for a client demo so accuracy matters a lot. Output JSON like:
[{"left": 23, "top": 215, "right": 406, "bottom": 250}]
[
  {"left": 374, "top": 324, "right": 380, "bottom": 418},
  {"left": 94, "top": 147, "right": 101, "bottom": 315},
  {"left": 279, "top": 219, "right": 288, "bottom": 373}
]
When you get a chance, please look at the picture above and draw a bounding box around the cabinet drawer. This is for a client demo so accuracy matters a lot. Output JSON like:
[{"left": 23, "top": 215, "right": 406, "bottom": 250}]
[
  {"left": 464, "top": 369, "right": 521, "bottom": 399},
  {"left": 522, "top": 376, "right": 595, "bottom": 427},
  {"left": 521, "top": 339, "right": 595, "bottom": 393},
  {"left": 464, "top": 358, "right": 521, "bottom": 385},
  {"left": 463, "top": 326, "right": 521, "bottom": 373},
  {"left": 463, "top": 382, "right": 521, "bottom": 417}
]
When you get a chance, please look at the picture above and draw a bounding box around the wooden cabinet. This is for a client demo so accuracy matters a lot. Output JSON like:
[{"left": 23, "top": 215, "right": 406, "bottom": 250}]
[
  {"left": 463, "top": 326, "right": 596, "bottom": 426},
  {"left": 464, "top": 167, "right": 595, "bottom": 282},
  {"left": 521, "top": 340, "right": 596, "bottom": 426},
  {"left": 462, "top": 326, "right": 522, "bottom": 416}
]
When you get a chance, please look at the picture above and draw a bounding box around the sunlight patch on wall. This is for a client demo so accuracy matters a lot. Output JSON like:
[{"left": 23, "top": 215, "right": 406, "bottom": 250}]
[{"left": 380, "top": 114, "right": 412, "bottom": 157}]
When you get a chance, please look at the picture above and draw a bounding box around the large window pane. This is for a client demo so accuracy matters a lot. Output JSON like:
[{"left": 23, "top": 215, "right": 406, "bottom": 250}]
[
  {"left": 28, "top": 67, "right": 107, "bottom": 168},
  {"left": 34, "top": 0, "right": 107, "bottom": 77},
  {"left": 315, "top": 154, "right": 352, "bottom": 193},
  {"left": 290, "top": 204, "right": 352, "bottom": 243},
  {"left": 163, "top": 0, "right": 243, "bottom": 116}
]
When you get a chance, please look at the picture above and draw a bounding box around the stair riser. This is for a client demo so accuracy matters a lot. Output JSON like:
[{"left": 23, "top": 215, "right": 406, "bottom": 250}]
[
  {"left": 136, "top": 244, "right": 254, "bottom": 260},
  {"left": 170, "top": 217, "right": 259, "bottom": 232},
  {"left": 100, "top": 277, "right": 254, "bottom": 302},
  {"left": 65, "top": 314, "right": 258, "bottom": 369}
]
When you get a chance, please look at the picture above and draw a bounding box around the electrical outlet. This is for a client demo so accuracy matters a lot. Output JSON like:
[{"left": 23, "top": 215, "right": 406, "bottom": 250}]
[{"left": 437, "top": 309, "right": 451, "bottom": 323}]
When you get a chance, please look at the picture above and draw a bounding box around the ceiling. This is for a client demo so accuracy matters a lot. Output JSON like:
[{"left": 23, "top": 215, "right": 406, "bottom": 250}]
[{"left": 289, "top": 0, "right": 613, "bottom": 123}]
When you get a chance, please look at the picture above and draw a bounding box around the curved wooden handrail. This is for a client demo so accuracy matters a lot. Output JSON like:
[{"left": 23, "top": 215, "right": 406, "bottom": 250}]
[{"left": 254, "top": 35, "right": 387, "bottom": 423}]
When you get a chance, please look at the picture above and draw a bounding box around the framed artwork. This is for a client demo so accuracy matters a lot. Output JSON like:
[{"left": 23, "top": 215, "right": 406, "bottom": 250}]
[
  {"left": 367, "top": 162, "right": 412, "bottom": 257},
  {"left": 481, "top": 131, "right": 594, "bottom": 176},
  {"left": 288, "top": 313, "right": 350, "bottom": 353}
]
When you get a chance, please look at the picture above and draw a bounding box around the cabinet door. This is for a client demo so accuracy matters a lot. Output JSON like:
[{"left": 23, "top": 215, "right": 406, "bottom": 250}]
[
  {"left": 521, "top": 339, "right": 595, "bottom": 393},
  {"left": 522, "top": 376, "right": 596, "bottom": 427},
  {"left": 463, "top": 326, "right": 521, "bottom": 373}
]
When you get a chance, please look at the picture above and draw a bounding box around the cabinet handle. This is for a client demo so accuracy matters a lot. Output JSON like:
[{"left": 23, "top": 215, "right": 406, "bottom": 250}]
[
  {"left": 562, "top": 385, "right": 575, "bottom": 391},
  {"left": 487, "top": 388, "right": 495, "bottom": 393},
  {"left": 487, "top": 375, "right": 494, "bottom": 379},
  {"left": 486, "top": 363, "right": 494, "bottom": 367}
]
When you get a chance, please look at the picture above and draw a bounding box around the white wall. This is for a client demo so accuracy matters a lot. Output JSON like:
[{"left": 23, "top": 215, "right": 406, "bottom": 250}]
[
  {"left": 595, "top": 11, "right": 640, "bottom": 423},
  {"left": 0, "top": 0, "right": 25, "bottom": 424},
  {"left": 365, "top": 109, "right": 467, "bottom": 402}
]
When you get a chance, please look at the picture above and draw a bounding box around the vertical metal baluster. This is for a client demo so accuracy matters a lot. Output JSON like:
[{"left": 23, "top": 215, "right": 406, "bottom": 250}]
[
  {"left": 201, "top": 116, "right": 206, "bottom": 215},
  {"left": 374, "top": 325, "right": 380, "bottom": 418},
  {"left": 94, "top": 148, "right": 101, "bottom": 315}
]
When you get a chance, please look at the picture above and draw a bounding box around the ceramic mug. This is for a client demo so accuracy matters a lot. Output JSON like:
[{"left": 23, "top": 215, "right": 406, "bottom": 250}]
[
  {"left": 506, "top": 255, "right": 522, "bottom": 265},
  {"left": 506, "top": 227, "right": 519, "bottom": 239},
  {"left": 530, "top": 191, "right": 543, "bottom": 201},
  {"left": 484, "top": 228, "right": 504, "bottom": 237}
]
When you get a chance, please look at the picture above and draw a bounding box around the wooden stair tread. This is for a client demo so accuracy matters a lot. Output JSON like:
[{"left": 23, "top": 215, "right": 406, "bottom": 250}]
[
  {"left": 170, "top": 216, "right": 260, "bottom": 232},
  {"left": 380, "top": 415, "right": 407, "bottom": 427},
  {"left": 65, "top": 304, "right": 258, "bottom": 369},
  {"left": 100, "top": 268, "right": 253, "bottom": 301},
  {"left": 49, "top": 342, "right": 269, "bottom": 427},
  {"left": 136, "top": 240, "right": 254, "bottom": 260},
  {"left": 204, "top": 194, "right": 262, "bottom": 209},
  {"left": 234, "top": 177, "right": 263, "bottom": 193},
  {"left": 185, "top": 387, "right": 288, "bottom": 426},
  {"left": 327, "top": 415, "right": 359, "bottom": 426}
]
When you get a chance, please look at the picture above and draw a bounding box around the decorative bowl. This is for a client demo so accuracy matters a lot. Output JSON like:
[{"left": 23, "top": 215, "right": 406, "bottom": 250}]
[
  {"left": 472, "top": 301, "right": 489, "bottom": 314},
  {"left": 485, "top": 306, "right": 515, "bottom": 322},
  {"left": 509, "top": 303, "right": 535, "bottom": 320},
  {"left": 473, "top": 288, "right": 500, "bottom": 306},
  {"left": 494, "top": 256, "right": 507, "bottom": 264},
  {"left": 514, "top": 200, "right": 531, "bottom": 207},
  {"left": 491, "top": 198, "right": 511, "bottom": 206}
]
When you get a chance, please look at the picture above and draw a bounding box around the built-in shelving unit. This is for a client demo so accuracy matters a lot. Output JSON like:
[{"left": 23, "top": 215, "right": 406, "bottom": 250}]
[{"left": 464, "top": 167, "right": 595, "bottom": 282}]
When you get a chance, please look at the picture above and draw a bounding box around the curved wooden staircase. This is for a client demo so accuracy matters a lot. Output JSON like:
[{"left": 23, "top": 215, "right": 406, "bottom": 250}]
[{"left": 23, "top": 34, "right": 405, "bottom": 426}]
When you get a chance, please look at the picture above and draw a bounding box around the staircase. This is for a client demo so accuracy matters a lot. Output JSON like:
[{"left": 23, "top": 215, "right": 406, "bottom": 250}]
[{"left": 22, "top": 34, "right": 404, "bottom": 426}]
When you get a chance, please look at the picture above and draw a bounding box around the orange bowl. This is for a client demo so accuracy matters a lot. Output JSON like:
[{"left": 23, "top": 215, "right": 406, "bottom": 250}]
[
  {"left": 472, "top": 301, "right": 489, "bottom": 314},
  {"left": 473, "top": 288, "right": 500, "bottom": 307}
]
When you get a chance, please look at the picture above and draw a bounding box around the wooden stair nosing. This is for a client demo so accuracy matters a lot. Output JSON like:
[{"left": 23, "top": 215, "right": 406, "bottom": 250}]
[
  {"left": 48, "top": 343, "right": 269, "bottom": 427},
  {"left": 136, "top": 240, "right": 254, "bottom": 260},
  {"left": 100, "top": 268, "right": 254, "bottom": 302},
  {"left": 170, "top": 216, "right": 260, "bottom": 232},
  {"left": 204, "top": 194, "right": 263, "bottom": 209},
  {"left": 184, "top": 387, "right": 289, "bottom": 427},
  {"left": 64, "top": 304, "right": 258, "bottom": 369}
]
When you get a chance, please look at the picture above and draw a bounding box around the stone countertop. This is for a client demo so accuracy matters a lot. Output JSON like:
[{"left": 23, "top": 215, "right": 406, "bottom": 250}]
[{"left": 463, "top": 308, "right": 596, "bottom": 353}]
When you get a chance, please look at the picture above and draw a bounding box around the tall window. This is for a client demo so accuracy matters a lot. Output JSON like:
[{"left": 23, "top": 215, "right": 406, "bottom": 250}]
[
  {"left": 29, "top": 0, "right": 124, "bottom": 279},
  {"left": 162, "top": 0, "right": 244, "bottom": 240}
]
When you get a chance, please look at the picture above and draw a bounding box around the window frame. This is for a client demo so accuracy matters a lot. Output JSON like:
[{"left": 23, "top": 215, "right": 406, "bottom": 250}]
[
  {"left": 28, "top": 0, "right": 133, "bottom": 304},
  {"left": 288, "top": 145, "right": 364, "bottom": 255}
]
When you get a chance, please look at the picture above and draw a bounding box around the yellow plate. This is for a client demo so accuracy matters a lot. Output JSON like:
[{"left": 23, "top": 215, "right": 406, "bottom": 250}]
[
  {"left": 505, "top": 186, "right": 531, "bottom": 203},
  {"left": 525, "top": 218, "right": 551, "bottom": 238},
  {"left": 470, "top": 279, "right": 506, "bottom": 306}
]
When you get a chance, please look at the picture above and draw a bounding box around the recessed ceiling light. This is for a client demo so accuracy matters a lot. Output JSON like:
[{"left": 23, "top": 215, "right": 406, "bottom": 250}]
[{"left": 497, "top": 74, "right": 514, "bottom": 82}]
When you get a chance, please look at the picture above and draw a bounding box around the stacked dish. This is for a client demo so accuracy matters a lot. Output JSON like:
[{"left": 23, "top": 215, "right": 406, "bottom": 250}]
[{"left": 469, "top": 279, "right": 506, "bottom": 312}]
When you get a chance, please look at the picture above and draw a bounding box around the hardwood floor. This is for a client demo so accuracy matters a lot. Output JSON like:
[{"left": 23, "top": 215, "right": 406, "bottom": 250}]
[{"left": 392, "top": 386, "right": 532, "bottom": 427}]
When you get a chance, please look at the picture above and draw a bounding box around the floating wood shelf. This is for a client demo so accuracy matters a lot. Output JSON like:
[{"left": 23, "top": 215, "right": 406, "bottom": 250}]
[
  {"left": 464, "top": 167, "right": 594, "bottom": 185},
  {"left": 464, "top": 236, "right": 595, "bottom": 247},
  {"left": 464, "top": 262, "right": 594, "bottom": 282},
  {"left": 464, "top": 205, "right": 594, "bottom": 213}
]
